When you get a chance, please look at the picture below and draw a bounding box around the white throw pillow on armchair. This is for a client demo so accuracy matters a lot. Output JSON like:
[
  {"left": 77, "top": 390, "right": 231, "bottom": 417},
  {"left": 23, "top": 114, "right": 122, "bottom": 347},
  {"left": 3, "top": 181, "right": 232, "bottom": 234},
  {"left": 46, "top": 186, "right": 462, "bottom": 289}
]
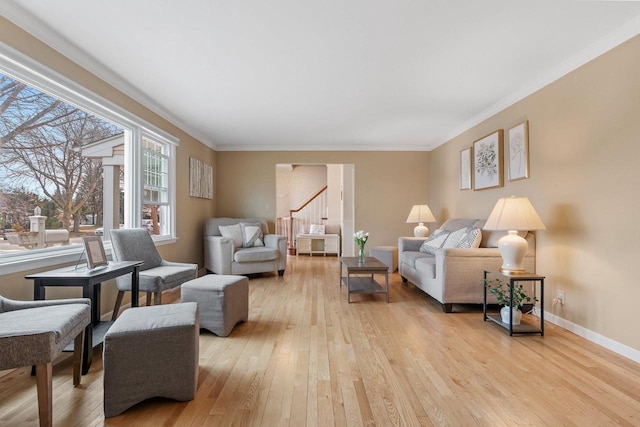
[{"left": 219, "top": 224, "right": 243, "bottom": 248}]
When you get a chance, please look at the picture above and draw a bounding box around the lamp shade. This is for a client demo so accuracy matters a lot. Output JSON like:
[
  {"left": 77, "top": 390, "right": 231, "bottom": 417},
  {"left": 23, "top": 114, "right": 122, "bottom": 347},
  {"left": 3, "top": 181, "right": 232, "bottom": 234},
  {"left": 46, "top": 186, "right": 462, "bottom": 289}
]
[
  {"left": 484, "top": 196, "right": 544, "bottom": 274},
  {"left": 483, "top": 197, "right": 545, "bottom": 231},
  {"left": 406, "top": 205, "right": 436, "bottom": 237}
]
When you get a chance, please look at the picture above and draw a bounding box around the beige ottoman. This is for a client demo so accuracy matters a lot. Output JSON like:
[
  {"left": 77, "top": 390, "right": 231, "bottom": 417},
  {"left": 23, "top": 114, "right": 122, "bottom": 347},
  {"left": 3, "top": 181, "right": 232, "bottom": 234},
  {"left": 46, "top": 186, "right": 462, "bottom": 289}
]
[
  {"left": 370, "top": 246, "right": 398, "bottom": 273},
  {"left": 181, "top": 274, "right": 249, "bottom": 337},
  {"left": 103, "top": 303, "right": 199, "bottom": 418}
]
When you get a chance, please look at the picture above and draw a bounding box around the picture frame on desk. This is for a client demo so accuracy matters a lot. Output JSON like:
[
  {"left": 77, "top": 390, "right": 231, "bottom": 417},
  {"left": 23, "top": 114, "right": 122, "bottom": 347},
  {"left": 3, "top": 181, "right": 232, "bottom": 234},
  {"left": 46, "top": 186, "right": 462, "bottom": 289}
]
[{"left": 83, "top": 236, "right": 108, "bottom": 270}]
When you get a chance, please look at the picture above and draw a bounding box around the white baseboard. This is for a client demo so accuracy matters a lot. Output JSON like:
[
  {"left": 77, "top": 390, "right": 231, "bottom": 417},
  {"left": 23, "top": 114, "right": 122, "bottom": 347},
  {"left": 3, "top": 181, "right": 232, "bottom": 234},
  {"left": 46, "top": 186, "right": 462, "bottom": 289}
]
[{"left": 541, "top": 310, "right": 640, "bottom": 364}]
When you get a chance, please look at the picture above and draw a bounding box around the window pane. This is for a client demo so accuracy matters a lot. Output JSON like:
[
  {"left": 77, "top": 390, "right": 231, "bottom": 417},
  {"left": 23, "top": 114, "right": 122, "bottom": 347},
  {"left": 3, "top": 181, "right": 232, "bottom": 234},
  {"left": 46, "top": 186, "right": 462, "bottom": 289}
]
[
  {"left": 142, "top": 137, "right": 170, "bottom": 236},
  {"left": 0, "top": 72, "right": 122, "bottom": 255}
]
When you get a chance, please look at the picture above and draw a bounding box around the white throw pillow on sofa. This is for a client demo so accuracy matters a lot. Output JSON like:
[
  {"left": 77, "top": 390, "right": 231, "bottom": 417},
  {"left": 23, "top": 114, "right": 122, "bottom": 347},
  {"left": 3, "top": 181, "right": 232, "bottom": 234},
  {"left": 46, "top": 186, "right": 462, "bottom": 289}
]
[
  {"left": 456, "top": 227, "right": 482, "bottom": 249},
  {"left": 419, "top": 230, "right": 450, "bottom": 254},
  {"left": 419, "top": 227, "right": 482, "bottom": 254}
]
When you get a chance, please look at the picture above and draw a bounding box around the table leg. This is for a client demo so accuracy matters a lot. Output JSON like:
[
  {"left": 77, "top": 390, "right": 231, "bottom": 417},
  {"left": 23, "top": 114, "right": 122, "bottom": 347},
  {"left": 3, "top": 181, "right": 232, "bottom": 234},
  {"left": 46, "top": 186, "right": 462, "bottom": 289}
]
[
  {"left": 33, "top": 279, "right": 46, "bottom": 301},
  {"left": 540, "top": 279, "right": 545, "bottom": 336},
  {"left": 81, "top": 284, "right": 94, "bottom": 375},
  {"left": 131, "top": 266, "right": 140, "bottom": 307},
  {"left": 385, "top": 272, "right": 389, "bottom": 303}
]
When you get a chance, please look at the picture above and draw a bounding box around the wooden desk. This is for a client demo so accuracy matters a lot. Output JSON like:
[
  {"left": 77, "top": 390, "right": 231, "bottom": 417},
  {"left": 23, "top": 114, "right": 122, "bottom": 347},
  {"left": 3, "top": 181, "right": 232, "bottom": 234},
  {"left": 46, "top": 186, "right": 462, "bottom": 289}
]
[{"left": 26, "top": 260, "right": 142, "bottom": 374}]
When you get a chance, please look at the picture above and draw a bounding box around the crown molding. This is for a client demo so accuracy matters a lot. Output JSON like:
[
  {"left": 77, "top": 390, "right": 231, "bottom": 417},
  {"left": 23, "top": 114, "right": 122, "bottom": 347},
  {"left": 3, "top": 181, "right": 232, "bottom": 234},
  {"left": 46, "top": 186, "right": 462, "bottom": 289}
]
[
  {"left": 214, "top": 142, "right": 431, "bottom": 152},
  {"left": 0, "top": 1, "right": 217, "bottom": 150}
]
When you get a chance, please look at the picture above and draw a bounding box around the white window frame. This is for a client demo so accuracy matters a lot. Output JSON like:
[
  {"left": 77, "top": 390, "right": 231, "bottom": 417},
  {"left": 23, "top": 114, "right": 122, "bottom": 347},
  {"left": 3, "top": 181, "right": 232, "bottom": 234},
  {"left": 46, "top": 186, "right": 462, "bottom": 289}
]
[{"left": 0, "top": 42, "right": 178, "bottom": 275}]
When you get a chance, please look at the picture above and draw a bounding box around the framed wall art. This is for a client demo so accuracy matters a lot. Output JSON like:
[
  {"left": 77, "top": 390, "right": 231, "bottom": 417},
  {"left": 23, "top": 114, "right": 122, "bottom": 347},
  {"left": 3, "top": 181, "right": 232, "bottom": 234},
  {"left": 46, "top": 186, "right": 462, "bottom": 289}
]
[
  {"left": 507, "top": 120, "right": 530, "bottom": 181},
  {"left": 189, "top": 157, "right": 213, "bottom": 199},
  {"left": 473, "top": 129, "right": 503, "bottom": 190},
  {"left": 459, "top": 146, "right": 472, "bottom": 190}
]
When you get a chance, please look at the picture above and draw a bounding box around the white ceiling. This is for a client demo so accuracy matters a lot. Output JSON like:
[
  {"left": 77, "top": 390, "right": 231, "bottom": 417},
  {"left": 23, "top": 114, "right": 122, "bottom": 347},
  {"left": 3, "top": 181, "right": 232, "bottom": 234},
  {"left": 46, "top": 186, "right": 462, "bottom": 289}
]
[{"left": 2, "top": 1, "right": 640, "bottom": 151}]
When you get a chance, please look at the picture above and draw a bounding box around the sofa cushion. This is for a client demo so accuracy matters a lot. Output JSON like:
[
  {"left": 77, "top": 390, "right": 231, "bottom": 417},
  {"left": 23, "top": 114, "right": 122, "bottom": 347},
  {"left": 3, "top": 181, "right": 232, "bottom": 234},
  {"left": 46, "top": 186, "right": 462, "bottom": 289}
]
[
  {"left": 234, "top": 247, "right": 278, "bottom": 263},
  {"left": 401, "top": 250, "right": 433, "bottom": 269},
  {"left": 415, "top": 257, "right": 437, "bottom": 279},
  {"left": 240, "top": 223, "right": 264, "bottom": 247},
  {"left": 219, "top": 224, "right": 243, "bottom": 248}
]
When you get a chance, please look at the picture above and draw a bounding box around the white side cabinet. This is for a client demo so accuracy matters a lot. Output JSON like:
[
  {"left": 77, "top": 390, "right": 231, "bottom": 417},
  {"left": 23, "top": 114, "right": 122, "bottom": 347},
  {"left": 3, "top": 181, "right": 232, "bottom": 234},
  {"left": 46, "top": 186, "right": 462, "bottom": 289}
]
[{"left": 296, "top": 234, "right": 340, "bottom": 256}]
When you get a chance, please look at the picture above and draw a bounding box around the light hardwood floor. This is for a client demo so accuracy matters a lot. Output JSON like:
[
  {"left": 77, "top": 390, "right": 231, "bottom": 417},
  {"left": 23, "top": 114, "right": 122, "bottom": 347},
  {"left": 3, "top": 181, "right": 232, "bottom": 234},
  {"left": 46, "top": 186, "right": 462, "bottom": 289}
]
[{"left": 2, "top": 255, "right": 640, "bottom": 426}]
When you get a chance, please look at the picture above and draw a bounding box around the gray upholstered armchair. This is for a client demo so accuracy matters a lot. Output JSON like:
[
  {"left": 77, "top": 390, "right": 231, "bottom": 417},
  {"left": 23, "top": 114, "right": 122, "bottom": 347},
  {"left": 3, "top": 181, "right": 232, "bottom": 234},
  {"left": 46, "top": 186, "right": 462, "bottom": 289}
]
[
  {"left": 204, "top": 218, "right": 287, "bottom": 276},
  {"left": 0, "top": 295, "right": 91, "bottom": 427},
  {"left": 110, "top": 228, "right": 198, "bottom": 319}
]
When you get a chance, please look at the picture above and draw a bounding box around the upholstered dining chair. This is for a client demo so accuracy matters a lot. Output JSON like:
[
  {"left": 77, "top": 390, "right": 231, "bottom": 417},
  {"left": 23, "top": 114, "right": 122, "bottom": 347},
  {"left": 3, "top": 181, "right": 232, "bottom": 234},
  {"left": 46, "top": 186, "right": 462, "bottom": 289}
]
[
  {"left": 0, "top": 295, "right": 91, "bottom": 427},
  {"left": 109, "top": 228, "right": 198, "bottom": 320}
]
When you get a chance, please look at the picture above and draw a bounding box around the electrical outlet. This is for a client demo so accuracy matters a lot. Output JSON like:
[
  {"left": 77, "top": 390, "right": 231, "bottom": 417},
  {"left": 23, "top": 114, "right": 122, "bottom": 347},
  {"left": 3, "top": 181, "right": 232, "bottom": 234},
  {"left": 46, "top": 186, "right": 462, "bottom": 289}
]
[
  {"left": 557, "top": 291, "right": 565, "bottom": 305},
  {"left": 265, "top": 204, "right": 270, "bottom": 212}
]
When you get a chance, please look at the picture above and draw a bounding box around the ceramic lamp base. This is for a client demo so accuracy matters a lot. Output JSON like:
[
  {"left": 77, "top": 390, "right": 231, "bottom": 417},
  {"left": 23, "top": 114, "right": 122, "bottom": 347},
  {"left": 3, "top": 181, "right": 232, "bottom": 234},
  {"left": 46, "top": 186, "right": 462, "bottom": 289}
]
[
  {"left": 413, "top": 223, "right": 429, "bottom": 237},
  {"left": 498, "top": 230, "right": 528, "bottom": 274}
]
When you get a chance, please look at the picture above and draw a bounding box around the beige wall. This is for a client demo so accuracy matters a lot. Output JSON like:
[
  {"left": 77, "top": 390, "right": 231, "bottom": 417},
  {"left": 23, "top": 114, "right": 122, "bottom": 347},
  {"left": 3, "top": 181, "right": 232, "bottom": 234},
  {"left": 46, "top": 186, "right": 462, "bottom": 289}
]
[
  {"left": 0, "top": 18, "right": 216, "bottom": 314},
  {"left": 430, "top": 35, "right": 640, "bottom": 352},
  {"left": 216, "top": 151, "right": 430, "bottom": 251}
]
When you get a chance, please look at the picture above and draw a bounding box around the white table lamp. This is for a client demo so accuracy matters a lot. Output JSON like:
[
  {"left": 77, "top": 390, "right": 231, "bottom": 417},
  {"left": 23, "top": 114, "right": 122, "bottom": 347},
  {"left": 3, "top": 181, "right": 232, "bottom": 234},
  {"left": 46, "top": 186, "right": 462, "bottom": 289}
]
[
  {"left": 406, "top": 205, "right": 436, "bottom": 237},
  {"left": 483, "top": 196, "right": 545, "bottom": 274}
]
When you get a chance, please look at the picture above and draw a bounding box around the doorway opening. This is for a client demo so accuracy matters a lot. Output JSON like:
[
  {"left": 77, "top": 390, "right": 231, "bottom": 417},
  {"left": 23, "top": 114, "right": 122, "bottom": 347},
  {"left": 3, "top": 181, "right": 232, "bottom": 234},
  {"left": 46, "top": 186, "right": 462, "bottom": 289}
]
[{"left": 275, "top": 164, "right": 354, "bottom": 256}]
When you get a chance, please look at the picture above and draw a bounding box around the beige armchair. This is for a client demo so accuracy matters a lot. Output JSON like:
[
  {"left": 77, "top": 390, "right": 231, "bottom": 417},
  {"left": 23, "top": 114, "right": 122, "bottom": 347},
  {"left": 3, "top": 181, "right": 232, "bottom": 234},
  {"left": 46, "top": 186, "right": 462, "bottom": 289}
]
[
  {"left": 0, "top": 295, "right": 91, "bottom": 427},
  {"left": 204, "top": 218, "right": 287, "bottom": 276}
]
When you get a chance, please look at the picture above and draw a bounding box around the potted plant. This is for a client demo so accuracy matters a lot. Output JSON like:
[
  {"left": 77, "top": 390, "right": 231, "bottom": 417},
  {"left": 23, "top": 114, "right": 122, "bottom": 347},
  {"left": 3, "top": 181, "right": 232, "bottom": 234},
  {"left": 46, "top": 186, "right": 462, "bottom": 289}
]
[{"left": 484, "top": 278, "right": 538, "bottom": 325}]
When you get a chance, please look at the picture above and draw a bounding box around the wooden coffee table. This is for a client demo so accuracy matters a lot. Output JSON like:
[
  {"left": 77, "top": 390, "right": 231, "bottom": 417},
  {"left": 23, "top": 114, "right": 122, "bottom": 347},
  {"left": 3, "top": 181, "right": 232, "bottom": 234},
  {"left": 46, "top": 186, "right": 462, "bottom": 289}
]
[{"left": 339, "top": 257, "right": 389, "bottom": 303}]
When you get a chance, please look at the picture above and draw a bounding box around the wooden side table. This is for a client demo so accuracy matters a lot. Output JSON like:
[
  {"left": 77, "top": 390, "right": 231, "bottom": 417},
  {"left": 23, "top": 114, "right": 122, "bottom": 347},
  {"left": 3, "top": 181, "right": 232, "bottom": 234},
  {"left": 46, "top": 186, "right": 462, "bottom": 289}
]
[
  {"left": 483, "top": 269, "right": 545, "bottom": 336},
  {"left": 339, "top": 257, "right": 389, "bottom": 303}
]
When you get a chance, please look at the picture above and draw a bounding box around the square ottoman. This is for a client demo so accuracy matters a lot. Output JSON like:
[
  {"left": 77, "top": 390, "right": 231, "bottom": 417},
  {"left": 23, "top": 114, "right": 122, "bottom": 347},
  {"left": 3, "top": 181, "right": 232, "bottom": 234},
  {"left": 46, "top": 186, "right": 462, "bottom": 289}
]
[
  {"left": 103, "top": 303, "right": 199, "bottom": 418},
  {"left": 181, "top": 274, "right": 249, "bottom": 337},
  {"left": 370, "top": 246, "right": 398, "bottom": 273}
]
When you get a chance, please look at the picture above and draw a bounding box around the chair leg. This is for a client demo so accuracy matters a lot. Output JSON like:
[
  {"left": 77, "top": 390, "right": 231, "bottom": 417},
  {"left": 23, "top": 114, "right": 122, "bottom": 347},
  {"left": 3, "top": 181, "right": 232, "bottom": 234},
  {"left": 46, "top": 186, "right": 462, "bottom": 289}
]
[
  {"left": 35, "top": 362, "right": 52, "bottom": 427},
  {"left": 111, "top": 291, "right": 125, "bottom": 321},
  {"left": 154, "top": 291, "right": 162, "bottom": 305},
  {"left": 146, "top": 292, "right": 152, "bottom": 306},
  {"left": 73, "top": 329, "right": 85, "bottom": 386}
]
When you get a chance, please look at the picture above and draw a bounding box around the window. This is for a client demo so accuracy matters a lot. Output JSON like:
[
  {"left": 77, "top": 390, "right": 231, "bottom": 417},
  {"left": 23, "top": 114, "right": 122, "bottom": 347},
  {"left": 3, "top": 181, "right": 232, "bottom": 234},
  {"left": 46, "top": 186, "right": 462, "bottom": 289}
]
[
  {"left": 142, "top": 136, "right": 171, "bottom": 236},
  {"left": 0, "top": 45, "right": 178, "bottom": 274}
]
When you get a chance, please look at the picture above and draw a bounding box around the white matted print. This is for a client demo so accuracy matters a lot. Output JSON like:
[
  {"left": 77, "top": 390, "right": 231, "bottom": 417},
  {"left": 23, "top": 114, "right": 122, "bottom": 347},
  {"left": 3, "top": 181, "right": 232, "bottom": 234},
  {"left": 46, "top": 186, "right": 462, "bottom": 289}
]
[
  {"left": 460, "top": 146, "right": 472, "bottom": 190},
  {"left": 508, "top": 121, "right": 530, "bottom": 181},
  {"left": 473, "top": 130, "right": 503, "bottom": 190}
]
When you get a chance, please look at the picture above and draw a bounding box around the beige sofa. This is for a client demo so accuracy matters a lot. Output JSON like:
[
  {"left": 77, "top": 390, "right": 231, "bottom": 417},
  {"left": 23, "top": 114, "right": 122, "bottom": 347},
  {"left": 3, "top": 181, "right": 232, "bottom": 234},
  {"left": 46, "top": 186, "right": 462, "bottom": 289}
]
[
  {"left": 398, "top": 218, "right": 535, "bottom": 312},
  {"left": 204, "top": 218, "right": 287, "bottom": 276}
]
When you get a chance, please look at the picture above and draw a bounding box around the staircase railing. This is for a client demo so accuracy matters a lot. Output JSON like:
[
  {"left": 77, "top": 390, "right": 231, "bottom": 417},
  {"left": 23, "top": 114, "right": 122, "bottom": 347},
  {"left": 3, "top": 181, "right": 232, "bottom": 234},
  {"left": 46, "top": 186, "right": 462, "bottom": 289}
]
[{"left": 276, "top": 185, "right": 328, "bottom": 253}]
